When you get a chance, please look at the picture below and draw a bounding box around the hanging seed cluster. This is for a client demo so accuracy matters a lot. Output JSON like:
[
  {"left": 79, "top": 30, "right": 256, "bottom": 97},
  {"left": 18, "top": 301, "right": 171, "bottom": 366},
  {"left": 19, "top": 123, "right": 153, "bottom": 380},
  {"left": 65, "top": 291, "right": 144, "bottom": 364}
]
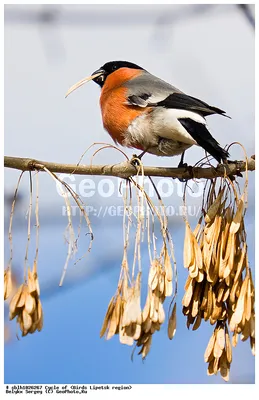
[
  {"left": 205, "top": 321, "right": 232, "bottom": 381},
  {"left": 5, "top": 171, "right": 44, "bottom": 338},
  {"left": 182, "top": 177, "right": 255, "bottom": 381},
  {"left": 100, "top": 243, "right": 176, "bottom": 359},
  {"left": 140, "top": 248, "right": 175, "bottom": 356},
  {"left": 9, "top": 265, "right": 43, "bottom": 336},
  {"left": 99, "top": 171, "right": 177, "bottom": 359}
]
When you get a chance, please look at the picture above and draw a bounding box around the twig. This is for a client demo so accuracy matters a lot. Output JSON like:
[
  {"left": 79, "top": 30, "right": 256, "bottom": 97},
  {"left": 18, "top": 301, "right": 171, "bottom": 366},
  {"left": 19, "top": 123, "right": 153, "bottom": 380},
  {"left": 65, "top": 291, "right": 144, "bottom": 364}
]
[{"left": 4, "top": 155, "right": 255, "bottom": 180}]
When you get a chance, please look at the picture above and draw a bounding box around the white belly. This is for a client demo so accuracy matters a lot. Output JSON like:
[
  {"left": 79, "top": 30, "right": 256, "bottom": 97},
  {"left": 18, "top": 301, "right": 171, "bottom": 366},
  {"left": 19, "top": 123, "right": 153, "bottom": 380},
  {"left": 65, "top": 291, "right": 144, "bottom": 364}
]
[{"left": 123, "top": 108, "right": 205, "bottom": 157}]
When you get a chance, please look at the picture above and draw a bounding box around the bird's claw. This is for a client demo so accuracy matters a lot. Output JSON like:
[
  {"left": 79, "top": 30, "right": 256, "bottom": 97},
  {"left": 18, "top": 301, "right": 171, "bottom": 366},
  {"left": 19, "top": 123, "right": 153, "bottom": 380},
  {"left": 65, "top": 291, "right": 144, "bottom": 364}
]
[
  {"left": 178, "top": 164, "right": 194, "bottom": 183},
  {"left": 130, "top": 154, "right": 142, "bottom": 167},
  {"left": 178, "top": 161, "right": 188, "bottom": 169}
]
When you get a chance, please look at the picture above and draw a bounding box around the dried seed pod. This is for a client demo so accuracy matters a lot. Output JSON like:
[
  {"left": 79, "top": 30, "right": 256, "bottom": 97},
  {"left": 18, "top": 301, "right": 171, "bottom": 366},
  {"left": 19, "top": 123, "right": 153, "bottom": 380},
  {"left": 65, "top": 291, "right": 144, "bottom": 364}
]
[
  {"left": 191, "top": 283, "right": 201, "bottom": 318},
  {"left": 213, "top": 356, "right": 219, "bottom": 375},
  {"left": 138, "top": 335, "right": 152, "bottom": 359},
  {"left": 213, "top": 338, "right": 223, "bottom": 359},
  {"left": 25, "top": 292, "right": 36, "bottom": 315},
  {"left": 184, "top": 222, "right": 195, "bottom": 269},
  {"left": 219, "top": 350, "right": 230, "bottom": 382},
  {"left": 250, "top": 314, "right": 255, "bottom": 339},
  {"left": 35, "top": 275, "right": 40, "bottom": 297},
  {"left": 217, "top": 326, "right": 225, "bottom": 350},
  {"left": 211, "top": 299, "right": 223, "bottom": 321},
  {"left": 225, "top": 325, "right": 232, "bottom": 363},
  {"left": 222, "top": 287, "right": 230, "bottom": 302},
  {"left": 196, "top": 270, "right": 204, "bottom": 283},
  {"left": 186, "top": 313, "right": 195, "bottom": 329},
  {"left": 189, "top": 262, "right": 199, "bottom": 279},
  {"left": 142, "top": 291, "right": 151, "bottom": 323},
  {"left": 28, "top": 268, "right": 36, "bottom": 294},
  {"left": 192, "top": 314, "right": 202, "bottom": 331},
  {"left": 158, "top": 301, "right": 165, "bottom": 324},
  {"left": 164, "top": 278, "right": 173, "bottom": 297},
  {"left": 22, "top": 309, "right": 32, "bottom": 332},
  {"left": 240, "top": 319, "right": 251, "bottom": 342},
  {"left": 204, "top": 332, "right": 216, "bottom": 362},
  {"left": 205, "top": 188, "right": 225, "bottom": 224},
  {"left": 152, "top": 309, "right": 158, "bottom": 323},
  {"left": 184, "top": 275, "right": 192, "bottom": 291},
  {"left": 216, "top": 281, "right": 226, "bottom": 303},
  {"left": 158, "top": 273, "right": 165, "bottom": 295},
  {"left": 133, "top": 324, "right": 142, "bottom": 340},
  {"left": 207, "top": 359, "right": 215, "bottom": 376},
  {"left": 209, "top": 317, "right": 217, "bottom": 326},
  {"left": 142, "top": 317, "right": 152, "bottom": 333},
  {"left": 164, "top": 248, "right": 173, "bottom": 282},
  {"left": 136, "top": 332, "right": 150, "bottom": 346},
  {"left": 16, "top": 285, "right": 28, "bottom": 308},
  {"left": 233, "top": 245, "right": 247, "bottom": 283},
  {"left": 100, "top": 296, "right": 115, "bottom": 338},
  {"left": 28, "top": 322, "right": 38, "bottom": 334},
  {"left": 229, "top": 278, "right": 240, "bottom": 304},
  {"left": 36, "top": 312, "right": 43, "bottom": 332},
  {"left": 200, "top": 281, "right": 209, "bottom": 311},
  {"left": 229, "top": 275, "right": 249, "bottom": 330},
  {"left": 106, "top": 302, "right": 119, "bottom": 340},
  {"left": 229, "top": 196, "right": 244, "bottom": 234},
  {"left": 37, "top": 299, "right": 43, "bottom": 320},
  {"left": 182, "top": 278, "right": 195, "bottom": 308},
  {"left": 250, "top": 337, "right": 255, "bottom": 356},
  {"left": 245, "top": 276, "right": 252, "bottom": 321},
  {"left": 148, "top": 261, "right": 158, "bottom": 290},
  {"left": 4, "top": 269, "right": 13, "bottom": 301},
  {"left": 119, "top": 325, "right": 134, "bottom": 346},
  {"left": 204, "top": 285, "right": 213, "bottom": 321},
  {"left": 9, "top": 285, "right": 24, "bottom": 320},
  {"left": 168, "top": 303, "right": 177, "bottom": 340},
  {"left": 151, "top": 321, "right": 161, "bottom": 332},
  {"left": 232, "top": 330, "right": 238, "bottom": 347}
]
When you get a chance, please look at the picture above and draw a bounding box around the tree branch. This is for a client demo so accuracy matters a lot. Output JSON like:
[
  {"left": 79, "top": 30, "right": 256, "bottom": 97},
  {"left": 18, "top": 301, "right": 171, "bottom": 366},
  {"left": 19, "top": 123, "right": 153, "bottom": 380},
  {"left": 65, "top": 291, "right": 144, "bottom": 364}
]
[{"left": 4, "top": 155, "right": 255, "bottom": 180}]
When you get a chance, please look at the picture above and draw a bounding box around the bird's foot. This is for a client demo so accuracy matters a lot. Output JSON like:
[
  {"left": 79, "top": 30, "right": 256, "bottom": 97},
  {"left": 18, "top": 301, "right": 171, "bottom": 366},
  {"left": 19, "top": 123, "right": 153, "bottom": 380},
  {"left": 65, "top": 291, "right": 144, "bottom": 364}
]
[
  {"left": 178, "top": 160, "right": 188, "bottom": 169},
  {"left": 130, "top": 154, "right": 142, "bottom": 167},
  {"left": 130, "top": 152, "right": 146, "bottom": 167},
  {"left": 177, "top": 163, "right": 194, "bottom": 182}
]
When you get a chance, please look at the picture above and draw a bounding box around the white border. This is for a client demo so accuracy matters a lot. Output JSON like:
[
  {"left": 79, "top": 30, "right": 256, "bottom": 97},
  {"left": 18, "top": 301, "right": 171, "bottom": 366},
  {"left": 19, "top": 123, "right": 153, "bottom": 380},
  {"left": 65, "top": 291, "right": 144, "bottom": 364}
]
[{"left": 1, "top": 1, "right": 257, "bottom": 399}]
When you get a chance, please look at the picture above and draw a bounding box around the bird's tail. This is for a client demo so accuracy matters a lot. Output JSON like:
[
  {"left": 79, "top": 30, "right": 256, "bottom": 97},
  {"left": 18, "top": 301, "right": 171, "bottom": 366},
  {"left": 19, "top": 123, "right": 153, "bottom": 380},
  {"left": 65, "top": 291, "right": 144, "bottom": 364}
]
[
  {"left": 179, "top": 118, "right": 229, "bottom": 163},
  {"left": 204, "top": 139, "right": 229, "bottom": 163}
]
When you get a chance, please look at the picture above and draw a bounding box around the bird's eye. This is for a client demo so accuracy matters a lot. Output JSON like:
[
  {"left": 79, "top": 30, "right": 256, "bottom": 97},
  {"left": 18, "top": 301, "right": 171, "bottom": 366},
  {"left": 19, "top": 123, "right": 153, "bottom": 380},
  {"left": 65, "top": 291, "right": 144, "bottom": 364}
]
[{"left": 112, "top": 65, "right": 117, "bottom": 71}]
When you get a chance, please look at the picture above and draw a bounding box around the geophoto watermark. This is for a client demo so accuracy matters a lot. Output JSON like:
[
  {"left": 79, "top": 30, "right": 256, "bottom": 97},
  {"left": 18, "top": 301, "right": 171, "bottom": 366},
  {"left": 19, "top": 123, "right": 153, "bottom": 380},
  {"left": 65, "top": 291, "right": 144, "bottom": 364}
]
[
  {"left": 56, "top": 174, "right": 205, "bottom": 199},
  {"left": 62, "top": 204, "right": 202, "bottom": 218}
]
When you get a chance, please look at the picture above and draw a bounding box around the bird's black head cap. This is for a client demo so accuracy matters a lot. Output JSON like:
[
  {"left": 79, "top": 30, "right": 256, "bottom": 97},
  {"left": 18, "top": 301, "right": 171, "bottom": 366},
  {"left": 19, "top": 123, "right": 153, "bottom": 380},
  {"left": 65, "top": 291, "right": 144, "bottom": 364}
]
[{"left": 92, "top": 60, "right": 144, "bottom": 87}]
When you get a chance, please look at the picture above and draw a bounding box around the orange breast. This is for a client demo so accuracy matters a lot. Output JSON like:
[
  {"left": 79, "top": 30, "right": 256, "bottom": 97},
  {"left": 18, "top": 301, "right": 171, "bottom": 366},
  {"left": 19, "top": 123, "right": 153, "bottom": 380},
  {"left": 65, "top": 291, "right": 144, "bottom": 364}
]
[{"left": 100, "top": 68, "right": 145, "bottom": 149}]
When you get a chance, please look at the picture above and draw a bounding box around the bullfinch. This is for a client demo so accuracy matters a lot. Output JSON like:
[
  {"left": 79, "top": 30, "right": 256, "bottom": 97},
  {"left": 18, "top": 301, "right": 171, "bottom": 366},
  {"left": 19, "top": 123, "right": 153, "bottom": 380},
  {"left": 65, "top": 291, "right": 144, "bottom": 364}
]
[{"left": 66, "top": 60, "right": 230, "bottom": 165}]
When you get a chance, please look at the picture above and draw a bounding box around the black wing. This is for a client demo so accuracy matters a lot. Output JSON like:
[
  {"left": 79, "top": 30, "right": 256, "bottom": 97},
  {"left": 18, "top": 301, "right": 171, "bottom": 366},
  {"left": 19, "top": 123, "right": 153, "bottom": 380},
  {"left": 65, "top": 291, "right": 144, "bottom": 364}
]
[
  {"left": 127, "top": 92, "right": 230, "bottom": 118},
  {"left": 150, "top": 92, "right": 230, "bottom": 118}
]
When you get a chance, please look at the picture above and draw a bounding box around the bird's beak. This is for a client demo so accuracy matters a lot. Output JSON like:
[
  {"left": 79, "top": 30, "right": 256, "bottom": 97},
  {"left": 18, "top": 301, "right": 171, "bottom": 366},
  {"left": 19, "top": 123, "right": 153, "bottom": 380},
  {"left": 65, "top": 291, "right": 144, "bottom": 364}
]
[{"left": 65, "top": 72, "right": 103, "bottom": 98}]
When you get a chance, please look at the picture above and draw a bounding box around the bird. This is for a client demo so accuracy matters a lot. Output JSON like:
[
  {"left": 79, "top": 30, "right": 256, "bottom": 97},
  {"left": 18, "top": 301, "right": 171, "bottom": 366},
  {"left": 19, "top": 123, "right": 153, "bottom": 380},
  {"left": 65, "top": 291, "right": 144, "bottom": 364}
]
[{"left": 65, "top": 60, "right": 230, "bottom": 166}]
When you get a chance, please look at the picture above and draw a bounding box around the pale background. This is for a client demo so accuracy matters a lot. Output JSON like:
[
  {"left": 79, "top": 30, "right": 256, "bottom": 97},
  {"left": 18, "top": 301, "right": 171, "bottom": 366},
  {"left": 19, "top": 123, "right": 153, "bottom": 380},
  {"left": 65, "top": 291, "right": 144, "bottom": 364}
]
[{"left": 4, "top": 4, "right": 255, "bottom": 384}]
